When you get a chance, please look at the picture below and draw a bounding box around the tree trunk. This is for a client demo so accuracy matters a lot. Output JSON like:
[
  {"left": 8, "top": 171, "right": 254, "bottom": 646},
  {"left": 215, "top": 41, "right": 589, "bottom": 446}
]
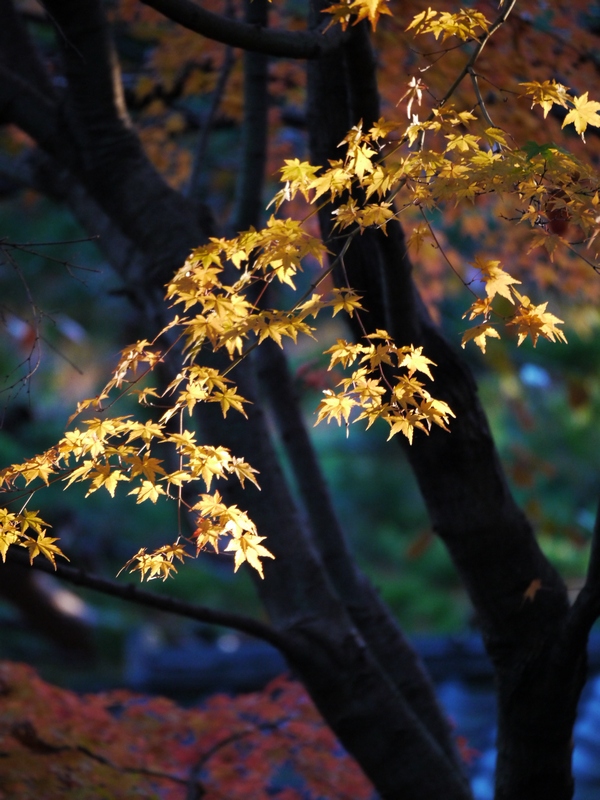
[{"left": 0, "top": 0, "right": 597, "bottom": 797}]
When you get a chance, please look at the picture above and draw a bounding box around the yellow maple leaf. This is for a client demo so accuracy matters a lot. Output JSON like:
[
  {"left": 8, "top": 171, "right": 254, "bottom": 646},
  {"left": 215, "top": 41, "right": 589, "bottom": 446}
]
[
  {"left": 324, "top": 339, "right": 364, "bottom": 369},
  {"left": 347, "top": 0, "right": 392, "bottom": 30},
  {"left": 128, "top": 480, "right": 166, "bottom": 504},
  {"left": 407, "top": 7, "right": 489, "bottom": 41},
  {"left": 230, "top": 457, "right": 260, "bottom": 489},
  {"left": 193, "top": 491, "right": 228, "bottom": 519},
  {"left": 18, "top": 510, "right": 48, "bottom": 535},
  {"left": 418, "top": 397, "right": 455, "bottom": 430},
  {"left": 398, "top": 347, "right": 436, "bottom": 380},
  {"left": 122, "top": 548, "right": 178, "bottom": 581},
  {"left": 125, "top": 419, "right": 165, "bottom": 444},
  {"left": 129, "top": 454, "right": 166, "bottom": 484},
  {"left": 360, "top": 343, "right": 395, "bottom": 370},
  {"left": 314, "top": 391, "right": 357, "bottom": 427},
  {"left": 461, "top": 324, "right": 501, "bottom": 354},
  {"left": 369, "top": 117, "right": 398, "bottom": 140},
  {"left": 0, "top": 528, "right": 19, "bottom": 562},
  {"left": 86, "top": 465, "right": 129, "bottom": 498},
  {"left": 562, "top": 92, "right": 600, "bottom": 141},
  {"left": 463, "top": 296, "right": 493, "bottom": 321},
  {"left": 384, "top": 412, "right": 426, "bottom": 444},
  {"left": 321, "top": 0, "right": 353, "bottom": 31},
  {"left": 519, "top": 80, "right": 570, "bottom": 119},
  {"left": 329, "top": 288, "right": 363, "bottom": 318},
  {"left": 24, "top": 532, "right": 66, "bottom": 568},
  {"left": 210, "top": 387, "right": 249, "bottom": 418},
  {"left": 225, "top": 533, "right": 274, "bottom": 578},
  {"left": 407, "top": 223, "right": 431, "bottom": 254},
  {"left": 508, "top": 294, "right": 567, "bottom": 347},
  {"left": 445, "top": 134, "right": 480, "bottom": 152},
  {"left": 473, "top": 256, "right": 521, "bottom": 303}
]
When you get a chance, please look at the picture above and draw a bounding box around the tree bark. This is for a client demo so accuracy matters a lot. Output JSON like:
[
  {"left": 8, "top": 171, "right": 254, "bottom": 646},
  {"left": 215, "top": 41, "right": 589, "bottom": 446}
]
[{"left": 306, "top": 11, "right": 591, "bottom": 800}]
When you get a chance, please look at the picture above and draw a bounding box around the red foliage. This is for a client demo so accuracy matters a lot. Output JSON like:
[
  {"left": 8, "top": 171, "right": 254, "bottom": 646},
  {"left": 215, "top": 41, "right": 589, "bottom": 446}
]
[{"left": 0, "top": 662, "right": 375, "bottom": 799}]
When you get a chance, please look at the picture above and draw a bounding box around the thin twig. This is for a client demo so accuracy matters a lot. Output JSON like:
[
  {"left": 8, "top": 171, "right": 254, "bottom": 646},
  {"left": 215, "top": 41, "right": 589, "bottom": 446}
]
[
  {"left": 437, "top": 0, "right": 519, "bottom": 111},
  {"left": 187, "top": 42, "right": 235, "bottom": 202},
  {"left": 419, "top": 208, "right": 477, "bottom": 296},
  {"left": 468, "top": 67, "right": 496, "bottom": 130}
]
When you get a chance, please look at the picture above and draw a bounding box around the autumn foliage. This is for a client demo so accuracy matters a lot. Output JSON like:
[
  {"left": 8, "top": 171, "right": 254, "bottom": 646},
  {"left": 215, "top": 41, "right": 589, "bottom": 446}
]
[
  {"left": 0, "top": 662, "right": 373, "bottom": 799},
  {"left": 4, "top": 0, "right": 600, "bottom": 797},
  {"left": 3, "top": 0, "right": 598, "bottom": 580}
]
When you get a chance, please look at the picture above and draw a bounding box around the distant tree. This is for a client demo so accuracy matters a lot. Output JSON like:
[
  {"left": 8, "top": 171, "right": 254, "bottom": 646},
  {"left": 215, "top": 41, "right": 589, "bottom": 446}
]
[{"left": 1, "top": 1, "right": 600, "bottom": 798}]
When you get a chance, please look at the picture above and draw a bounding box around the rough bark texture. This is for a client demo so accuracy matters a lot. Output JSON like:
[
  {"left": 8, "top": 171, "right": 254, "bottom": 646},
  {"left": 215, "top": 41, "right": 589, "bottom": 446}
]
[{"left": 1, "top": 0, "right": 598, "bottom": 798}]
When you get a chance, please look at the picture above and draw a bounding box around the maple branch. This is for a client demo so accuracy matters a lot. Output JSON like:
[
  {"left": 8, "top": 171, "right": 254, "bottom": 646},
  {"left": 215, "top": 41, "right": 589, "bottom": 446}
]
[
  {"left": 140, "top": 0, "right": 347, "bottom": 58},
  {"left": 307, "top": 0, "right": 571, "bottom": 681},
  {"left": 1, "top": 148, "right": 153, "bottom": 292},
  {"left": 468, "top": 67, "right": 496, "bottom": 129},
  {"left": 6, "top": 548, "right": 293, "bottom": 654},
  {"left": 437, "top": 0, "right": 518, "bottom": 110},
  {"left": 199, "top": 351, "right": 472, "bottom": 799}
]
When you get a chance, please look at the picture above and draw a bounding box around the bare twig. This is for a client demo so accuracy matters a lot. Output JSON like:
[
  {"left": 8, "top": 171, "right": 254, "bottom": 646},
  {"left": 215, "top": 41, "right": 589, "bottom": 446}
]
[{"left": 187, "top": 43, "right": 235, "bottom": 202}]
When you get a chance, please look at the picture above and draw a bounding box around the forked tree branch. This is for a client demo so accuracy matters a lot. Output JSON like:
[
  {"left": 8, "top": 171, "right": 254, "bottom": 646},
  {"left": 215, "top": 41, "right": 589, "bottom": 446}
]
[
  {"left": 194, "top": 349, "right": 472, "bottom": 799},
  {"left": 256, "top": 338, "right": 466, "bottom": 771},
  {"left": 140, "top": 0, "right": 347, "bottom": 58},
  {"left": 307, "top": 0, "right": 570, "bottom": 667}
]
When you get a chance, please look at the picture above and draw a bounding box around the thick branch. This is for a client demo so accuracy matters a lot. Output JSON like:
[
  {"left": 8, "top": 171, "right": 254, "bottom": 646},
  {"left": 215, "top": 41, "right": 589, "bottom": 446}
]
[
  {"left": 230, "top": 0, "right": 269, "bottom": 232},
  {"left": 40, "top": 0, "right": 212, "bottom": 284},
  {"left": 2, "top": 149, "right": 151, "bottom": 290},
  {"left": 567, "top": 495, "right": 600, "bottom": 644},
  {"left": 140, "top": 0, "right": 346, "bottom": 58},
  {"left": 7, "top": 548, "right": 292, "bottom": 653},
  {"left": 198, "top": 353, "right": 472, "bottom": 800}
]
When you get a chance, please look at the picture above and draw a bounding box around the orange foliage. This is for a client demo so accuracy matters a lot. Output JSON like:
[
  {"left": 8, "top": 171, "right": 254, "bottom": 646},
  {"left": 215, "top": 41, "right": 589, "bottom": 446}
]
[{"left": 0, "top": 662, "right": 375, "bottom": 800}]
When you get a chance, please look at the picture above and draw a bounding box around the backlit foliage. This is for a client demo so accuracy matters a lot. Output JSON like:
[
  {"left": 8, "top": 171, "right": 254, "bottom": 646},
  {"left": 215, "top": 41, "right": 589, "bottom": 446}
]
[{"left": 3, "top": 0, "right": 600, "bottom": 581}]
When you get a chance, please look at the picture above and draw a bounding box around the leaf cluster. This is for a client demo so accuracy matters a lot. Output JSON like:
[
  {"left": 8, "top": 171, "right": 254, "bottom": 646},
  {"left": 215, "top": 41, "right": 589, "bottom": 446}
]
[
  {"left": 461, "top": 256, "right": 567, "bottom": 353},
  {"left": 317, "top": 334, "right": 454, "bottom": 443}
]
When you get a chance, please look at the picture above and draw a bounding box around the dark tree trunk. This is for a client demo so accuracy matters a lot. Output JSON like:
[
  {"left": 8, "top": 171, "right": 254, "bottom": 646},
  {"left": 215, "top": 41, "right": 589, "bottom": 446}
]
[
  {"left": 306, "top": 10, "right": 592, "bottom": 800},
  {"left": 0, "top": 0, "right": 598, "bottom": 798}
]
